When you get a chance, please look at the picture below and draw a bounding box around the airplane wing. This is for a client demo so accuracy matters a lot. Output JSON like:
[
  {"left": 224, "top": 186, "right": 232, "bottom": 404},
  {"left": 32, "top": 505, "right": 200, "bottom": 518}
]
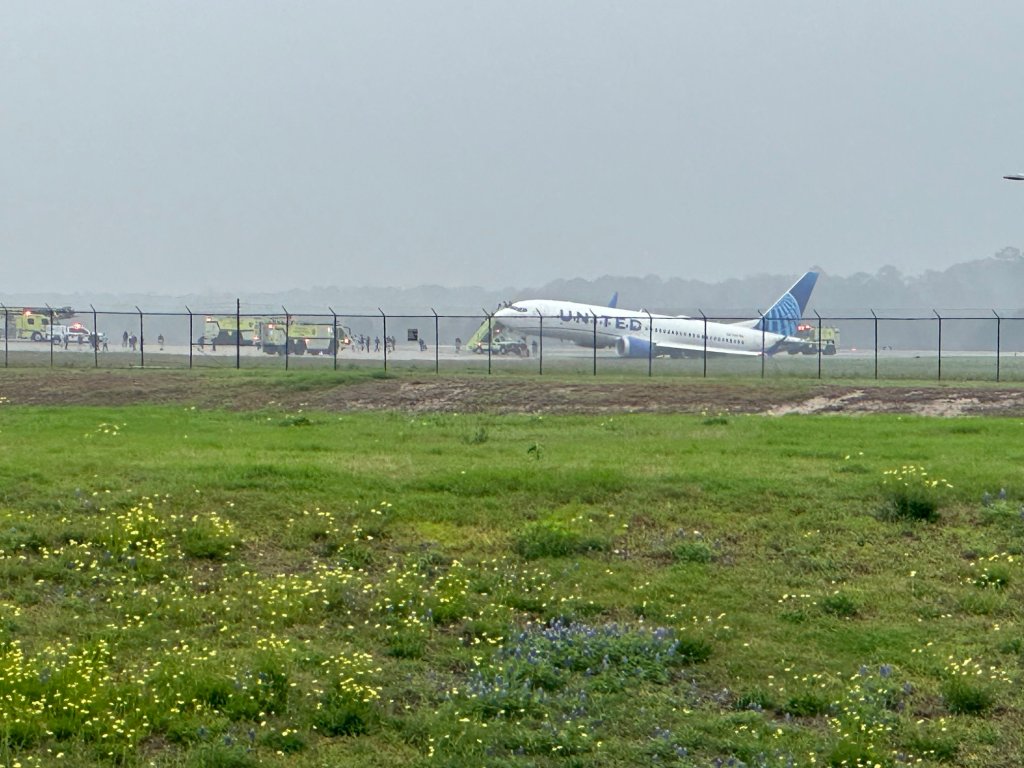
[
  {"left": 651, "top": 338, "right": 764, "bottom": 357},
  {"left": 653, "top": 333, "right": 819, "bottom": 357},
  {"left": 772, "top": 336, "right": 817, "bottom": 354}
]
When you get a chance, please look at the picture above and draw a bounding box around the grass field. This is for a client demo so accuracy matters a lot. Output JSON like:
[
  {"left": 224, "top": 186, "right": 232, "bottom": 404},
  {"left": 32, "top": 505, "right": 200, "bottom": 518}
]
[
  {"left": 6, "top": 344, "right": 1024, "bottom": 383},
  {"left": 2, "top": 393, "right": 1024, "bottom": 766}
]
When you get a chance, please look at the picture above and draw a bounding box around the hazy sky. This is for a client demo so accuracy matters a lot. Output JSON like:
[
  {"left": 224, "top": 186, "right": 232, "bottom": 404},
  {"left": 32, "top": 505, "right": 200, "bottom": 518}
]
[{"left": 3, "top": 1, "right": 1024, "bottom": 296}]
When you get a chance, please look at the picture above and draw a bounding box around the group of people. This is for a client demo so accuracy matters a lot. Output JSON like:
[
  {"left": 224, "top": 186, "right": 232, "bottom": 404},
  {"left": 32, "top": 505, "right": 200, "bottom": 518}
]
[
  {"left": 352, "top": 334, "right": 397, "bottom": 353},
  {"left": 121, "top": 330, "right": 139, "bottom": 351},
  {"left": 119, "top": 331, "right": 165, "bottom": 350}
]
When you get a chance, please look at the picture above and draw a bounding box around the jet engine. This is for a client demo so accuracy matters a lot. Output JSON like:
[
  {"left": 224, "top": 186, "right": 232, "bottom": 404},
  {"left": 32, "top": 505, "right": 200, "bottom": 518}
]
[{"left": 615, "top": 336, "right": 655, "bottom": 358}]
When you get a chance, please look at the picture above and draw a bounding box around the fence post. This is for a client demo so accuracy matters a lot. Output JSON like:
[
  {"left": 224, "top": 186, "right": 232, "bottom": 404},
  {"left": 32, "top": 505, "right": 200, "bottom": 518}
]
[
  {"left": 431, "top": 309, "right": 439, "bottom": 374},
  {"left": 700, "top": 311, "right": 708, "bottom": 378},
  {"left": 137, "top": 306, "right": 144, "bottom": 368},
  {"left": 283, "top": 306, "right": 290, "bottom": 371},
  {"left": 482, "top": 309, "right": 492, "bottom": 374},
  {"left": 330, "top": 307, "right": 338, "bottom": 371},
  {"left": 759, "top": 311, "right": 766, "bottom": 378},
  {"left": 48, "top": 305, "right": 55, "bottom": 367},
  {"left": 871, "top": 310, "right": 878, "bottom": 380},
  {"left": 186, "top": 307, "right": 193, "bottom": 370},
  {"left": 235, "top": 298, "right": 241, "bottom": 370},
  {"left": 934, "top": 310, "right": 942, "bottom": 381},
  {"left": 645, "top": 309, "right": 653, "bottom": 377},
  {"left": 378, "top": 309, "right": 387, "bottom": 372},
  {"left": 994, "top": 310, "right": 1002, "bottom": 383},
  {"left": 590, "top": 311, "right": 598, "bottom": 376},
  {"left": 91, "top": 304, "right": 99, "bottom": 368},
  {"left": 814, "top": 310, "right": 822, "bottom": 379},
  {"left": 536, "top": 309, "right": 544, "bottom": 375}
]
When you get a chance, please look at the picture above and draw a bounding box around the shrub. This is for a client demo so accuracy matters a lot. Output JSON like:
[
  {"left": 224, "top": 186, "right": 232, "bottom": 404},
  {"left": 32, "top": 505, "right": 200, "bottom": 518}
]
[
  {"left": 385, "top": 630, "right": 427, "bottom": 659},
  {"left": 782, "top": 692, "right": 831, "bottom": 717},
  {"left": 513, "top": 522, "right": 607, "bottom": 560},
  {"left": 313, "top": 697, "right": 376, "bottom": 736},
  {"left": 259, "top": 727, "right": 306, "bottom": 753},
  {"left": 878, "top": 465, "right": 952, "bottom": 522},
  {"left": 900, "top": 731, "right": 959, "bottom": 762},
  {"left": 179, "top": 513, "right": 240, "bottom": 560},
  {"left": 672, "top": 539, "right": 715, "bottom": 564},
  {"left": 821, "top": 591, "right": 859, "bottom": 618},
  {"left": 734, "top": 688, "right": 774, "bottom": 712},
  {"left": 0, "top": 524, "right": 48, "bottom": 554},
  {"left": 941, "top": 678, "right": 994, "bottom": 715},
  {"left": 965, "top": 561, "right": 1011, "bottom": 590}
]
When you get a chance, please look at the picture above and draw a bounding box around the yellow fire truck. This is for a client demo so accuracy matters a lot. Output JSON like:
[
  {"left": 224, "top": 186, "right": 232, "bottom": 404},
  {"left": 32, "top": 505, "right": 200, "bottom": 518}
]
[
  {"left": 2, "top": 307, "right": 75, "bottom": 342},
  {"left": 198, "top": 316, "right": 273, "bottom": 348},
  {"left": 787, "top": 323, "right": 840, "bottom": 355},
  {"left": 257, "top": 320, "right": 341, "bottom": 356}
]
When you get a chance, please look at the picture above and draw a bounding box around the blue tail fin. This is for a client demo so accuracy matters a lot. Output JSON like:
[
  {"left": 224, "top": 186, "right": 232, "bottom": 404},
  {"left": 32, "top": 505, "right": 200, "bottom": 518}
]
[
  {"left": 754, "top": 272, "right": 818, "bottom": 337},
  {"left": 608, "top": 291, "right": 619, "bottom": 309}
]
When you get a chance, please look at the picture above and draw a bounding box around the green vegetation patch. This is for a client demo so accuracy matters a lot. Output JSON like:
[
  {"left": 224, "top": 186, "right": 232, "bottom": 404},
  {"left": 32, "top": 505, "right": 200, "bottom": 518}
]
[{"left": 0, "top": 403, "right": 1022, "bottom": 766}]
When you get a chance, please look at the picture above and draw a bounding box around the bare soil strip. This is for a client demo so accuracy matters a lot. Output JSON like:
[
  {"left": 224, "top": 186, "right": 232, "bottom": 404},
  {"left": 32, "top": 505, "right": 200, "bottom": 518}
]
[{"left": 3, "top": 370, "right": 1023, "bottom": 416}]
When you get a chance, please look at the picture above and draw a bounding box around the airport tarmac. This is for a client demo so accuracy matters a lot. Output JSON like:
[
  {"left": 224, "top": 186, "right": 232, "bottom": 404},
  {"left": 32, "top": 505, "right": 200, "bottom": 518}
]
[{"left": 11, "top": 340, "right": 1018, "bottom": 359}]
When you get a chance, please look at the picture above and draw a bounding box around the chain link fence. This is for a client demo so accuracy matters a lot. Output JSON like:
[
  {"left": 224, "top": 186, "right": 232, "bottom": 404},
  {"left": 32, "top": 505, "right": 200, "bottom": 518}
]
[{"left": 3, "top": 303, "right": 1024, "bottom": 381}]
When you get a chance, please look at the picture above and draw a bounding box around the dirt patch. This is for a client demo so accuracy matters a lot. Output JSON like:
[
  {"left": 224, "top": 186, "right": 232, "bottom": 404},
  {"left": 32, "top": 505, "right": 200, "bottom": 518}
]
[
  {"left": 768, "top": 387, "right": 1024, "bottom": 417},
  {"left": 1, "top": 370, "right": 1023, "bottom": 417}
]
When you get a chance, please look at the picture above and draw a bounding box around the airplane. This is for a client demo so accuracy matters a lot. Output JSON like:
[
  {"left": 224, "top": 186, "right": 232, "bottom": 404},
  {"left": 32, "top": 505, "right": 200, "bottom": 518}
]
[
  {"left": 1005, "top": 174, "right": 1024, "bottom": 181},
  {"left": 492, "top": 271, "right": 819, "bottom": 358}
]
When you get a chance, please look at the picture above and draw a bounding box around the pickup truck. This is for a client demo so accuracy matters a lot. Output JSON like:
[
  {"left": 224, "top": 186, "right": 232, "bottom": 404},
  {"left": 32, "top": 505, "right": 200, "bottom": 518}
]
[{"left": 58, "top": 324, "right": 108, "bottom": 346}]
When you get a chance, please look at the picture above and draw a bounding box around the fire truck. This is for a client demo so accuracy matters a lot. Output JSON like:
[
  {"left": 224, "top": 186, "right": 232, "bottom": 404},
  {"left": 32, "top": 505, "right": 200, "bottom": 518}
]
[
  {"left": 1, "top": 307, "right": 75, "bottom": 342},
  {"left": 256, "top": 319, "right": 342, "bottom": 356},
  {"left": 198, "top": 316, "right": 272, "bottom": 348},
  {"left": 787, "top": 323, "right": 840, "bottom": 355}
]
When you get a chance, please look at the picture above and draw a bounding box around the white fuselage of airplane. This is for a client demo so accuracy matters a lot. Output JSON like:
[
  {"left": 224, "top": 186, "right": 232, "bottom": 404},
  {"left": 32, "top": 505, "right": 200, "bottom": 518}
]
[{"left": 494, "top": 299, "right": 790, "bottom": 358}]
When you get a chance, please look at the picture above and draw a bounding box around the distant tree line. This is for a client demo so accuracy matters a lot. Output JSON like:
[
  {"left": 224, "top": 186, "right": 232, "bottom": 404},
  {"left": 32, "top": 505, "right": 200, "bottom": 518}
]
[{"left": 14, "top": 248, "right": 1024, "bottom": 352}]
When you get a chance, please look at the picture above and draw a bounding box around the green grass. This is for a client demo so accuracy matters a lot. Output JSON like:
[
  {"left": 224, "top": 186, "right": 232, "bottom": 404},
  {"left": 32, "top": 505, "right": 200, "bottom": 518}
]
[
  {"left": 10, "top": 343, "right": 1024, "bottom": 382},
  {"left": 2, "top": 401, "right": 1024, "bottom": 766}
]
